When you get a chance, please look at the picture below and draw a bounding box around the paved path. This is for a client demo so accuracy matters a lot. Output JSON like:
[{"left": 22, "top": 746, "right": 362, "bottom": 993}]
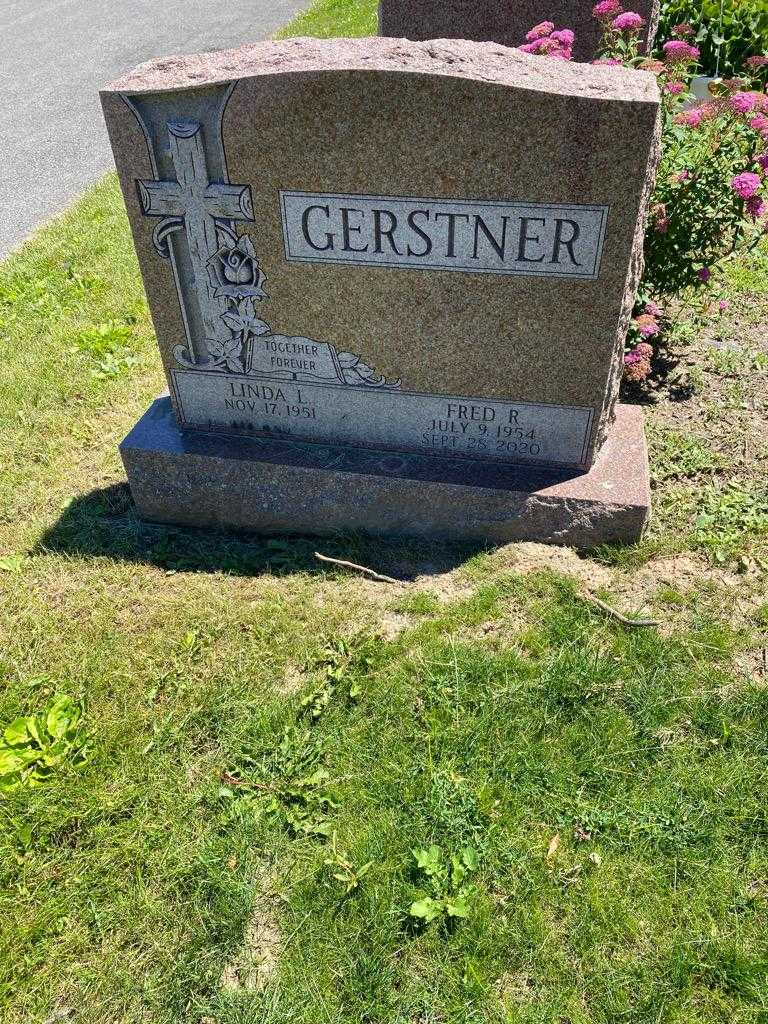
[{"left": 0, "top": 0, "right": 307, "bottom": 260}]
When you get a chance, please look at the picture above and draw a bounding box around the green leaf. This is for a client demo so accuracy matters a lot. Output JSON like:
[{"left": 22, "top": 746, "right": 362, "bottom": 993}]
[
  {"left": 0, "top": 774, "right": 23, "bottom": 794},
  {"left": 46, "top": 695, "right": 79, "bottom": 740},
  {"left": 414, "top": 845, "right": 444, "bottom": 878},
  {"left": 446, "top": 896, "right": 471, "bottom": 918},
  {"left": 0, "top": 747, "right": 37, "bottom": 773},
  {"left": 410, "top": 897, "right": 444, "bottom": 923},
  {"left": 16, "top": 824, "right": 33, "bottom": 847},
  {"left": 302, "top": 819, "right": 332, "bottom": 837},
  {"left": 0, "top": 554, "right": 25, "bottom": 574},
  {"left": 26, "top": 716, "right": 44, "bottom": 746},
  {"left": 3, "top": 717, "right": 32, "bottom": 747},
  {"left": 461, "top": 846, "right": 479, "bottom": 872},
  {"left": 450, "top": 854, "right": 467, "bottom": 888}
]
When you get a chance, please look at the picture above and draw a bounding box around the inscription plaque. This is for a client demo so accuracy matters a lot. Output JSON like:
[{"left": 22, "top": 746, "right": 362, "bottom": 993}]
[
  {"left": 171, "top": 369, "right": 594, "bottom": 467},
  {"left": 281, "top": 191, "right": 609, "bottom": 279}
]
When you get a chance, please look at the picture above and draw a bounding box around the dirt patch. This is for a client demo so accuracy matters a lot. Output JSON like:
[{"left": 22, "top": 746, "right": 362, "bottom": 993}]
[
  {"left": 495, "top": 970, "right": 538, "bottom": 1005},
  {"left": 491, "top": 542, "right": 614, "bottom": 591},
  {"left": 379, "top": 611, "right": 413, "bottom": 639},
  {"left": 735, "top": 648, "right": 768, "bottom": 688},
  {"left": 277, "top": 662, "right": 306, "bottom": 696},
  {"left": 220, "top": 901, "right": 281, "bottom": 995},
  {"left": 610, "top": 553, "right": 707, "bottom": 617},
  {"left": 414, "top": 571, "right": 475, "bottom": 603},
  {"left": 339, "top": 563, "right": 476, "bottom": 604}
]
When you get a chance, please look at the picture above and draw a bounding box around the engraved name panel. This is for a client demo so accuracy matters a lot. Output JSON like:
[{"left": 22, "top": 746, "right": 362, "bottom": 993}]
[
  {"left": 171, "top": 370, "right": 594, "bottom": 467},
  {"left": 281, "top": 192, "right": 608, "bottom": 279}
]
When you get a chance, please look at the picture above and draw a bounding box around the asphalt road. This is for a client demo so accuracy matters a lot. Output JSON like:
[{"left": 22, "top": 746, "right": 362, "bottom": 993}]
[{"left": 0, "top": 0, "right": 308, "bottom": 260}]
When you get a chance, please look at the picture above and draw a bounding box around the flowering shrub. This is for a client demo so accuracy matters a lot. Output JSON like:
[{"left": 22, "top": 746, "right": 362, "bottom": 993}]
[
  {"left": 517, "top": 9, "right": 768, "bottom": 381},
  {"left": 657, "top": 0, "right": 768, "bottom": 79},
  {"left": 593, "top": 0, "right": 648, "bottom": 61},
  {"left": 626, "top": 36, "right": 768, "bottom": 297},
  {"left": 518, "top": 22, "right": 574, "bottom": 60}
]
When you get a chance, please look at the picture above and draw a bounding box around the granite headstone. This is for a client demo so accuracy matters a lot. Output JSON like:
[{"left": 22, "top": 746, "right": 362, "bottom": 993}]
[
  {"left": 379, "top": 0, "right": 661, "bottom": 63},
  {"left": 101, "top": 37, "right": 660, "bottom": 544}
]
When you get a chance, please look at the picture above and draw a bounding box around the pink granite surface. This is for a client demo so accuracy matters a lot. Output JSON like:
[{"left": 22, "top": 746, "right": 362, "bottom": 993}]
[
  {"left": 102, "top": 36, "right": 659, "bottom": 472},
  {"left": 105, "top": 34, "right": 657, "bottom": 99}
]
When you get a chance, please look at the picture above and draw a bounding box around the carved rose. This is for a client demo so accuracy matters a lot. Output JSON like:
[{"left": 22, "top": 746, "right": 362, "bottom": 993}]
[{"left": 207, "top": 234, "right": 266, "bottom": 299}]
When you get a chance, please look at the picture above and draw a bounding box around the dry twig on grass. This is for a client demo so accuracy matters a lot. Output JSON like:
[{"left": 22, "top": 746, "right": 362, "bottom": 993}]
[
  {"left": 581, "top": 592, "right": 660, "bottom": 628},
  {"left": 314, "top": 551, "right": 407, "bottom": 586},
  {"left": 220, "top": 772, "right": 276, "bottom": 792}
]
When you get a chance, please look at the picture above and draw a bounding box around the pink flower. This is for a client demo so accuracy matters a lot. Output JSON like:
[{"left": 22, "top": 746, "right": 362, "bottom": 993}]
[
  {"left": 673, "top": 169, "right": 692, "bottom": 183},
  {"left": 758, "top": 153, "right": 768, "bottom": 172},
  {"left": 676, "top": 108, "right": 704, "bottom": 128},
  {"left": 746, "top": 55, "right": 768, "bottom": 69},
  {"left": 520, "top": 36, "right": 567, "bottom": 57},
  {"left": 746, "top": 195, "right": 767, "bottom": 219},
  {"left": 593, "top": 0, "right": 622, "bottom": 19},
  {"left": 731, "top": 171, "right": 762, "bottom": 199},
  {"left": 672, "top": 23, "right": 694, "bottom": 38},
  {"left": 526, "top": 21, "right": 554, "bottom": 40},
  {"left": 650, "top": 202, "right": 669, "bottom": 233},
  {"left": 645, "top": 300, "right": 664, "bottom": 318},
  {"left": 750, "top": 115, "right": 768, "bottom": 135},
  {"left": 520, "top": 28, "right": 573, "bottom": 60},
  {"left": 519, "top": 39, "right": 549, "bottom": 53},
  {"left": 638, "top": 59, "right": 666, "bottom": 73},
  {"left": 719, "top": 300, "right": 729, "bottom": 312},
  {"left": 592, "top": 57, "right": 622, "bottom": 65},
  {"left": 665, "top": 81, "right": 685, "bottom": 96},
  {"left": 723, "top": 77, "right": 748, "bottom": 93},
  {"left": 551, "top": 29, "right": 575, "bottom": 46},
  {"left": 624, "top": 345, "right": 652, "bottom": 382},
  {"left": 730, "top": 91, "right": 761, "bottom": 115},
  {"left": 663, "top": 40, "right": 700, "bottom": 63},
  {"left": 698, "top": 266, "right": 711, "bottom": 283},
  {"left": 635, "top": 314, "right": 660, "bottom": 338},
  {"left": 613, "top": 11, "right": 645, "bottom": 31}
]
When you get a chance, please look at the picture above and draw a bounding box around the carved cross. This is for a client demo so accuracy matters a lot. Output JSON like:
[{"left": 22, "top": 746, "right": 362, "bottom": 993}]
[{"left": 137, "top": 119, "right": 254, "bottom": 363}]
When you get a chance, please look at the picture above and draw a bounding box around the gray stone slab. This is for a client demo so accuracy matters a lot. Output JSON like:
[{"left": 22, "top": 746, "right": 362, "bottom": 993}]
[{"left": 120, "top": 397, "right": 651, "bottom": 546}]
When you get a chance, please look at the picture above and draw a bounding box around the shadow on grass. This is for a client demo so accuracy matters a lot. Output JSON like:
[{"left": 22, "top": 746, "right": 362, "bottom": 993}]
[
  {"left": 620, "top": 350, "right": 686, "bottom": 406},
  {"left": 35, "top": 483, "right": 487, "bottom": 581}
]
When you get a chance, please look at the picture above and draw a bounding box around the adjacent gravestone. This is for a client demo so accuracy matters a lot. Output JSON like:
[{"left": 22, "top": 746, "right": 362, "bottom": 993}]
[
  {"left": 101, "top": 37, "right": 659, "bottom": 545},
  {"left": 379, "top": 0, "right": 661, "bottom": 63}
]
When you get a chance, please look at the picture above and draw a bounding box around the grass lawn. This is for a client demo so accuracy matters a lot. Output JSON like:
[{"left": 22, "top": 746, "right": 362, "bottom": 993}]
[{"left": 2, "top": 2, "right": 768, "bottom": 1023}]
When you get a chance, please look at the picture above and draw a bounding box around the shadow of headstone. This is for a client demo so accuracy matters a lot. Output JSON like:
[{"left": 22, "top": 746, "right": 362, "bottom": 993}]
[{"left": 35, "top": 483, "right": 488, "bottom": 582}]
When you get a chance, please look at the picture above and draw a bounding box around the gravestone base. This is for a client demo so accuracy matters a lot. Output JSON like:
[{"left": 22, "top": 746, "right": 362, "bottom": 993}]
[{"left": 120, "top": 398, "right": 650, "bottom": 547}]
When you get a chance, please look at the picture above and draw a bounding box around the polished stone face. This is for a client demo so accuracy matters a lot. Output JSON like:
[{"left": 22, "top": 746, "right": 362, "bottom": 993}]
[
  {"left": 101, "top": 36, "right": 659, "bottom": 472},
  {"left": 378, "top": 0, "right": 661, "bottom": 64}
]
